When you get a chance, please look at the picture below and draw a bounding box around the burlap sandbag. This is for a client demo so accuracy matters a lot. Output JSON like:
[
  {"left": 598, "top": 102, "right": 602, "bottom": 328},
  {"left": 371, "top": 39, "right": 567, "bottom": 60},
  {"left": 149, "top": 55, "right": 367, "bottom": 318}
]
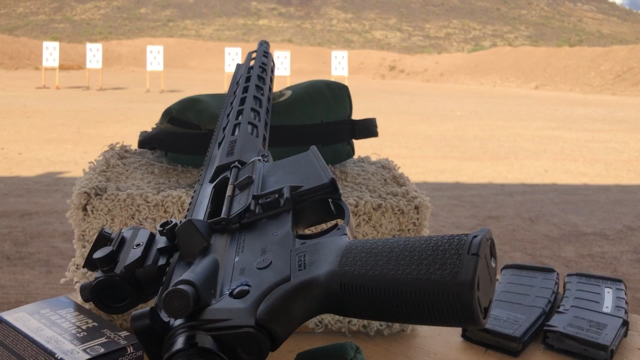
[{"left": 63, "top": 144, "right": 431, "bottom": 335}]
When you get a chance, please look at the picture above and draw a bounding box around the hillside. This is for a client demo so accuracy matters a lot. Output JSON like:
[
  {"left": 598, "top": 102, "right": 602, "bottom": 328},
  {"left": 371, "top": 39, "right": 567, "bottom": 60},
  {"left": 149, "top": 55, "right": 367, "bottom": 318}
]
[{"left": 1, "top": 0, "right": 640, "bottom": 53}]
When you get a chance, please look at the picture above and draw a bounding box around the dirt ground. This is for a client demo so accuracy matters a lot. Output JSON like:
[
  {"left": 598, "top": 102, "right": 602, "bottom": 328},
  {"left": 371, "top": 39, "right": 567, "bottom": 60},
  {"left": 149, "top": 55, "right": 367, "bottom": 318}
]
[{"left": 0, "top": 38, "right": 639, "bottom": 314}]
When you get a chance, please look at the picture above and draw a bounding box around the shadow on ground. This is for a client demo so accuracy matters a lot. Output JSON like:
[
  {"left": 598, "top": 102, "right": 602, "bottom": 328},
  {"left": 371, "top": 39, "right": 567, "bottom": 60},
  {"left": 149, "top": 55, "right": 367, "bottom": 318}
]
[
  {"left": 0, "top": 172, "right": 76, "bottom": 311},
  {"left": 418, "top": 182, "right": 640, "bottom": 306},
  {"left": 97, "top": 87, "right": 128, "bottom": 91},
  {"left": 63, "top": 86, "right": 90, "bottom": 89},
  {"left": 0, "top": 175, "right": 637, "bottom": 311}
]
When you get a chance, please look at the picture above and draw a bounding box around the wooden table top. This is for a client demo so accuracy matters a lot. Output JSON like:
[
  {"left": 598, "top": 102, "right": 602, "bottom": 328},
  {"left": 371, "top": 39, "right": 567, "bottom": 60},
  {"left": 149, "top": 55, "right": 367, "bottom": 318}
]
[
  {"left": 69, "top": 293, "right": 637, "bottom": 359},
  {"left": 271, "top": 315, "right": 639, "bottom": 360}
]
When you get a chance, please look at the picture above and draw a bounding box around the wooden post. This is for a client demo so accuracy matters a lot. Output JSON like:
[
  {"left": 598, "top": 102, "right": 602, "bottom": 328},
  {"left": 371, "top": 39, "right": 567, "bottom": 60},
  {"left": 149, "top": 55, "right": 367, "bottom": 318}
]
[
  {"left": 37, "top": 68, "right": 52, "bottom": 89},
  {"left": 99, "top": 69, "right": 103, "bottom": 90},
  {"left": 274, "top": 76, "right": 292, "bottom": 91},
  {"left": 55, "top": 68, "right": 59, "bottom": 90},
  {"left": 86, "top": 69, "right": 90, "bottom": 90},
  {"left": 160, "top": 71, "right": 164, "bottom": 93},
  {"left": 224, "top": 73, "right": 228, "bottom": 92},
  {"left": 146, "top": 71, "right": 150, "bottom": 93},
  {"left": 331, "top": 76, "right": 347, "bottom": 85}
]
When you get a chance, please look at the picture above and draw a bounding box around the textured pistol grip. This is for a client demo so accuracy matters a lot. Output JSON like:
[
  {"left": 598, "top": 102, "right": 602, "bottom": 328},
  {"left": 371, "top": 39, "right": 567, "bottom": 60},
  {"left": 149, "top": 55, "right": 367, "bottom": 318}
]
[{"left": 336, "top": 229, "right": 497, "bottom": 329}]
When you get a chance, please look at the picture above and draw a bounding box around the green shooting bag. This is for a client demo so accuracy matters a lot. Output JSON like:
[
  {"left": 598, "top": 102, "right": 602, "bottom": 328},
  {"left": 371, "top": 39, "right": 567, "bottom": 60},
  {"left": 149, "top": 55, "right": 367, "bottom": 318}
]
[{"left": 138, "top": 80, "right": 378, "bottom": 167}]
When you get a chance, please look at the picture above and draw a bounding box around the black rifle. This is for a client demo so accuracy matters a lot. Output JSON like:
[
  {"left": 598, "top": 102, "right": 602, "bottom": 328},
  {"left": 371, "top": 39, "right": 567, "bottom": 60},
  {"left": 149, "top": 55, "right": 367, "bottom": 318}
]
[{"left": 79, "top": 40, "right": 498, "bottom": 360}]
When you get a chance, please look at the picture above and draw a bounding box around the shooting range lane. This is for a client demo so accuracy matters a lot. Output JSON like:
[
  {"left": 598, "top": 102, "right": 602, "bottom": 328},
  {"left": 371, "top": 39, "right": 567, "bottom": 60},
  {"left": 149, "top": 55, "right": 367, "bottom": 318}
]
[
  {"left": 2, "top": 69, "right": 639, "bottom": 183},
  {"left": 348, "top": 80, "right": 640, "bottom": 185}
]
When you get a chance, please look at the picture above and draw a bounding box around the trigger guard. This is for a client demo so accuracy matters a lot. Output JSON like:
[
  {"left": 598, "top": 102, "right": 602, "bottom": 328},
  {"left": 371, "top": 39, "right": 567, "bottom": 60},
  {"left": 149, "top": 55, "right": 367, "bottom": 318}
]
[
  {"left": 337, "top": 198, "right": 354, "bottom": 239},
  {"left": 295, "top": 199, "right": 353, "bottom": 241}
]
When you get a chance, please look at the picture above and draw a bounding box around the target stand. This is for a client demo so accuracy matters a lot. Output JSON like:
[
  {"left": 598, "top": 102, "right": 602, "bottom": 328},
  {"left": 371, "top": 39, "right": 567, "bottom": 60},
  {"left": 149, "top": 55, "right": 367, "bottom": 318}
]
[
  {"left": 85, "top": 69, "right": 103, "bottom": 91},
  {"left": 331, "top": 50, "right": 349, "bottom": 85},
  {"left": 37, "top": 67, "right": 60, "bottom": 90},
  {"left": 146, "top": 45, "right": 164, "bottom": 93},
  {"left": 274, "top": 50, "right": 291, "bottom": 91},
  {"left": 85, "top": 43, "right": 103, "bottom": 91},
  {"left": 37, "top": 42, "right": 60, "bottom": 90},
  {"left": 224, "top": 47, "right": 242, "bottom": 91},
  {"left": 146, "top": 70, "right": 164, "bottom": 93},
  {"left": 223, "top": 72, "right": 231, "bottom": 92},
  {"left": 274, "top": 76, "right": 291, "bottom": 91},
  {"left": 330, "top": 75, "right": 348, "bottom": 86}
]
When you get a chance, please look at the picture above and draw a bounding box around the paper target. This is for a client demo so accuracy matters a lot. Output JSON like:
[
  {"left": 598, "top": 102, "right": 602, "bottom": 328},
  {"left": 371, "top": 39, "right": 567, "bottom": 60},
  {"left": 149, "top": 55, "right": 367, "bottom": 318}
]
[
  {"left": 225, "top": 47, "right": 242, "bottom": 73},
  {"left": 274, "top": 51, "right": 291, "bottom": 76},
  {"left": 86, "top": 43, "right": 102, "bottom": 69},
  {"left": 42, "top": 42, "right": 60, "bottom": 68},
  {"left": 147, "top": 45, "right": 164, "bottom": 71},
  {"left": 331, "top": 50, "right": 348, "bottom": 76}
]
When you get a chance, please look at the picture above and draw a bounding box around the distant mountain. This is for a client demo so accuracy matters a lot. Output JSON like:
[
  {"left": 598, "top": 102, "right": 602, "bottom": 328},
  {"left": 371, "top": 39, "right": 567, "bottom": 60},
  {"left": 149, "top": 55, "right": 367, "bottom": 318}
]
[
  {"left": 610, "top": 0, "right": 640, "bottom": 11},
  {"left": 1, "top": 0, "right": 640, "bottom": 53}
]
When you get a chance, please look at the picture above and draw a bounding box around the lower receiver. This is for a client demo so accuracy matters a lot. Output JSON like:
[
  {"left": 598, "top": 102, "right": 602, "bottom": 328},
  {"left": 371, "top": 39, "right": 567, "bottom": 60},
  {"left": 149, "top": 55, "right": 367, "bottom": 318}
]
[{"left": 258, "top": 228, "right": 498, "bottom": 344}]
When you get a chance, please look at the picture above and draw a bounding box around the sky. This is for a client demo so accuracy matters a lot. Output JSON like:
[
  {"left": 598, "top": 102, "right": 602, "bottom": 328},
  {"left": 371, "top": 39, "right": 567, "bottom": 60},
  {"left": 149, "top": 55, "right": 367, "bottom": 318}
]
[{"left": 610, "top": 0, "right": 640, "bottom": 10}]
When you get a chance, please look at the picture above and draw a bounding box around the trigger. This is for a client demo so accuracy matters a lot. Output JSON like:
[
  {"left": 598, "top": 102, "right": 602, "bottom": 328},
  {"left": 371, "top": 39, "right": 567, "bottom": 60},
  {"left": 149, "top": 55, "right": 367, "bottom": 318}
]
[{"left": 296, "top": 223, "right": 341, "bottom": 241}]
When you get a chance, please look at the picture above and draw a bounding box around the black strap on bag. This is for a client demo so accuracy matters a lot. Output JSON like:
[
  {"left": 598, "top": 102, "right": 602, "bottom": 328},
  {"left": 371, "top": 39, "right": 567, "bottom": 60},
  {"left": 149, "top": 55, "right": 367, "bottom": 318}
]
[
  {"left": 269, "top": 118, "right": 378, "bottom": 147},
  {"left": 139, "top": 116, "right": 378, "bottom": 156}
]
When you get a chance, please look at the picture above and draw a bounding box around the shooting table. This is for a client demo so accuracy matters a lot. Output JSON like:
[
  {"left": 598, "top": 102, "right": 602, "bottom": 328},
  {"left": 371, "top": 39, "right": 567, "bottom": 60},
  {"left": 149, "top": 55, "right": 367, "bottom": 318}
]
[
  {"left": 272, "top": 315, "right": 640, "bottom": 360},
  {"left": 67, "top": 293, "right": 638, "bottom": 359}
]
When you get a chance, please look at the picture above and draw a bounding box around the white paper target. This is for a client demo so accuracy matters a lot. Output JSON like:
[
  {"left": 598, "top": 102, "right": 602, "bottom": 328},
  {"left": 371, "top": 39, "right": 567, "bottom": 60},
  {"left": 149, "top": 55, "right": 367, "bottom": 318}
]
[
  {"left": 331, "top": 50, "right": 348, "bottom": 76},
  {"left": 86, "top": 43, "right": 102, "bottom": 69},
  {"left": 42, "top": 42, "right": 59, "bottom": 68},
  {"left": 225, "top": 47, "right": 242, "bottom": 73},
  {"left": 274, "top": 51, "right": 291, "bottom": 76},
  {"left": 147, "top": 45, "right": 164, "bottom": 71}
]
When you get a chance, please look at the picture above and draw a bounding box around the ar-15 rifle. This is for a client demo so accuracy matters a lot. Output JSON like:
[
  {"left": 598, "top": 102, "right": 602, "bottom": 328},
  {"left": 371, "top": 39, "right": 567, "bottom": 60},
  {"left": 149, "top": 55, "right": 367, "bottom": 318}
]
[{"left": 79, "top": 40, "right": 498, "bottom": 360}]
